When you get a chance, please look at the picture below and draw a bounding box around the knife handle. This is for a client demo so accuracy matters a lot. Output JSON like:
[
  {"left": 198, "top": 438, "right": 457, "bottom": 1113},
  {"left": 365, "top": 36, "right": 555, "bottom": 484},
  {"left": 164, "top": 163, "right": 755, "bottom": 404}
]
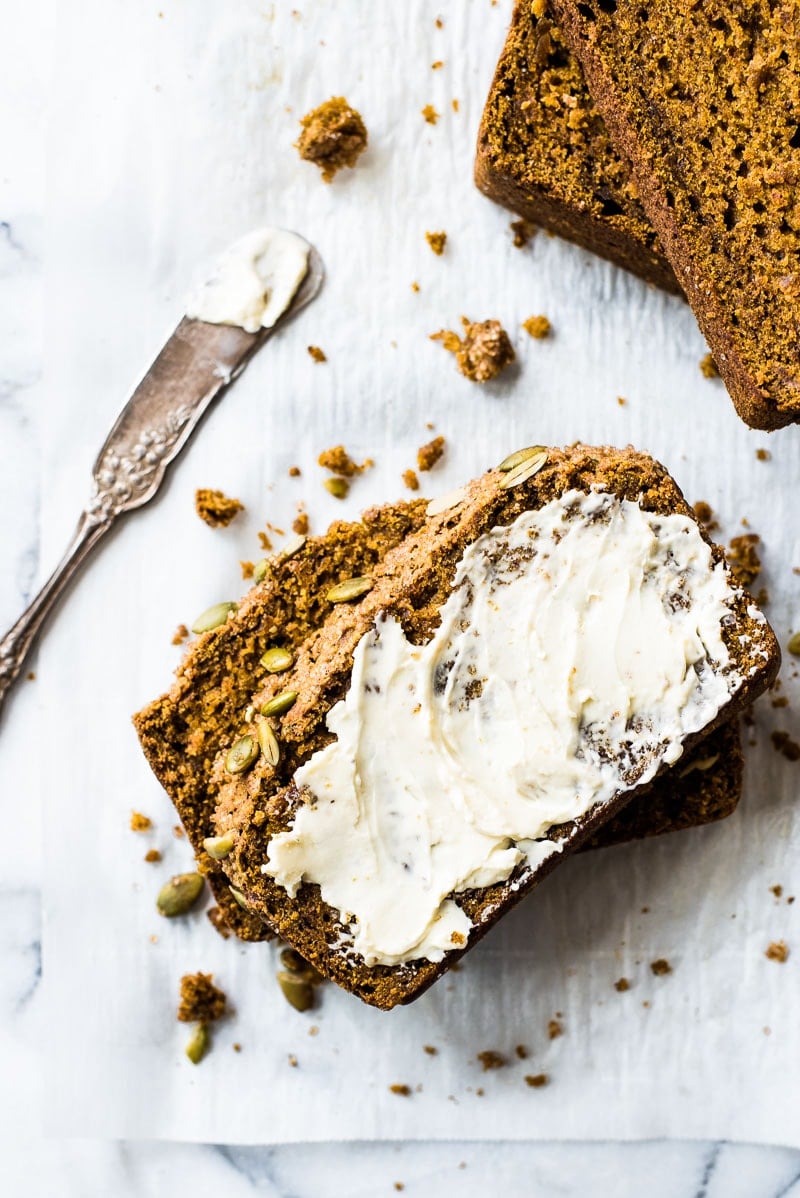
[{"left": 0, "top": 509, "right": 114, "bottom": 719}]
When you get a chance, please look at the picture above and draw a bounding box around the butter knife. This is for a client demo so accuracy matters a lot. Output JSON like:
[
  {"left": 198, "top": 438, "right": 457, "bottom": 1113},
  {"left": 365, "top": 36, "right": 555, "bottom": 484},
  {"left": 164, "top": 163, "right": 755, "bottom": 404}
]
[{"left": 0, "top": 244, "right": 324, "bottom": 718}]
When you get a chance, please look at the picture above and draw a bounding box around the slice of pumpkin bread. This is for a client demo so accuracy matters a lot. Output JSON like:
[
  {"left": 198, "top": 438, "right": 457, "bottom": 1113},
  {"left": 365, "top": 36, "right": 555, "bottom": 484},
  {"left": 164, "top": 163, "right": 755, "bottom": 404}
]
[
  {"left": 207, "top": 445, "right": 778, "bottom": 1007},
  {"left": 550, "top": 0, "right": 800, "bottom": 429}
]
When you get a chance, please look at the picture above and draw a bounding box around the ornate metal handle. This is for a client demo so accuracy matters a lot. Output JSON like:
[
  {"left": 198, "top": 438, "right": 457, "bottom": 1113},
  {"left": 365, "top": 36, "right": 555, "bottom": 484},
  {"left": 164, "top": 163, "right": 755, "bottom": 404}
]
[{"left": 0, "top": 509, "right": 114, "bottom": 718}]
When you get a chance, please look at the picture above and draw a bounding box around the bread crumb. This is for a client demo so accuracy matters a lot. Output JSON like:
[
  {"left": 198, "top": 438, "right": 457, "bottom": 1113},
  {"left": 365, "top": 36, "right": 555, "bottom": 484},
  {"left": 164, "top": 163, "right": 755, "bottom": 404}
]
[
  {"left": 771, "top": 730, "right": 800, "bottom": 762},
  {"left": 389, "top": 1083, "right": 412, "bottom": 1096},
  {"left": 288, "top": 1054, "right": 298, "bottom": 1067},
  {"left": 318, "top": 445, "right": 372, "bottom": 477},
  {"left": 452, "top": 98, "right": 459, "bottom": 112},
  {"left": 515, "top": 1044, "right": 529, "bottom": 1059},
  {"left": 477, "top": 1050, "right": 507, "bottom": 1071},
  {"left": 173, "top": 824, "right": 185, "bottom": 839},
  {"left": 411, "top": 281, "right": 420, "bottom": 293},
  {"left": 431, "top": 317, "right": 515, "bottom": 382},
  {"left": 258, "top": 530, "right": 274, "bottom": 552},
  {"left": 194, "top": 488, "right": 244, "bottom": 528},
  {"left": 700, "top": 352, "right": 720, "bottom": 378},
  {"left": 510, "top": 218, "right": 536, "bottom": 247},
  {"left": 727, "top": 533, "right": 761, "bottom": 588},
  {"left": 130, "top": 811, "right": 152, "bottom": 832},
  {"left": 423, "top": 1044, "right": 438, "bottom": 1055},
  {"left": 426, "top": 230, "right": 447, "bottom": 255},
  {"left": 614, "top": 977, "right": 631, "bottom": 992},
  {"left": 232, "top": 1043, "right": 242, "bottom": 1053},
  {"left": 547, "top": 1018, "right": 563, "bottom": 1039},
  {"left": 295, "top": 97, "right": 367, "bottom": 182},
  {"left": 292, "top": 509, "right": 310, "bottom": 536},
  {"left": 771, "top": 885, "right": 784, "bottom": 898},
  {"left": 402, "top": 468, "right": 420, "bottom": 491},
  {"left": 475, "top": 1087, "right": 485, "bottom": 1096},
  {"left": 650, "top": 958, "right": 672, "bottom": 976},
  {"left": 178, "top": 972, "right": 227, "bottom": 1023},
  {"left": 421, "top": 104, "right": 439, "bottom": 124},
  {"left": 756, "top": 448, "right": 771, "bottom": 461},
  {"left": 522, "top": 314, "right": 551, "bottom": 339},
  {"left": 288, "top": 465, "right": 301, "bottom": 477},
  {"left": 144, "top": 848, "right": 162, "bottom": 863},
  {"left": 431, "top": 60, "right": 444, "bottom": 69},
  {"left": 308, "top": 1025, "right": 319, "bottom": 1036},
  {"left": 308, "top": 345, "right": 327, "bottom": 363},
  {"left": 765, "top": 940, "right": 789, "bottom": 963},
  {"left": 692, "top": 500, "right": 719, "bottom": 532},
  {"left": 435, "top": 16, "right": 443, "bottom": 27},
  {"left": 26, "top": 671, "right": 36, "bottom": 681},
  {"left": 417, "top": 435, "right": 446, "bottom": 473},
  {"left": 524, "top": 1073, "right": 549, "bottom": 1088}
]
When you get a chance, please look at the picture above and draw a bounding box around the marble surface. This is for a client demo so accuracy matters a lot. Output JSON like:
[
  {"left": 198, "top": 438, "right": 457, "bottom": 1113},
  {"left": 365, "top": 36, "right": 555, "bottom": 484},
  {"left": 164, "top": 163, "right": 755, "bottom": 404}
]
[{"left": 2, "top": 0, "right": 800, "bottom": 1192}]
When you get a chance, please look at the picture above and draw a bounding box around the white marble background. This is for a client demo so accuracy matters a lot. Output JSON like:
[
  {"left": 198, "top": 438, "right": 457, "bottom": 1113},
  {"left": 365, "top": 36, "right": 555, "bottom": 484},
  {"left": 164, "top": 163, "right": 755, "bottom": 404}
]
[{"left": 3, "top": 0, "right": 800, "bottom": 1192}]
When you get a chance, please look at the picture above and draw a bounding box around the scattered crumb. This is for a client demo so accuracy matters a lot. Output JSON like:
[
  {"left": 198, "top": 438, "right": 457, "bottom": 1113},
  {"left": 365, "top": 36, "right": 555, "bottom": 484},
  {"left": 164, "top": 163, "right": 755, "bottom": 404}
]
[
  {"left": 26, "top": 671, "right": 36, "bottom": 681},
  {"left": 727, "top": 534, "right": 761, "bottom": 588},
  {"left": 650, "top": 958, "right": 672, "bottom": 976},
  {"left": 295, "top": 97, "right": 367, "bottom": 182},
  {"left": 641, "top": 906, "right": 650, "bottom": 914},
  {"left": 258, "top": 530, "right": 274, "bottom": 552},
  {"left": 452, "top": 98, "right": 459, "bottom": 112},
  {"left": 547, "top": 1019, "right": 563, "bottom": 1040},
  {"left": 524, "top": 1073, "right": 549, "bottom": 1088},
  {"left": 308, "top": 1025, "right": 319, "bottom": 1036},
  {"left": 435, "top": 16, "right": 443, "bottom": 27},
  {"left": 266, "top": 522, "right": 286, "bottom": 537},
  {"left": 700, "top": 352, "right": 720, "bottom": 378},
  {"left": 324, "top": 477, "right": 350, "bottom": 500},
  {"left": 173, "top": 824, "right": 185, "bottom": 839},
  {"left": 207, "top": 907, "right": 231, "bottom": 939},
  {"left": 515, "top": 1044, "right": 529, "bottom": 1059},
  {"left": 194, "top": 488, "right": 244, "bottom": 528},
  {"left": 149, "top": 934, "right": 158, "bottom": 944},
  {"left": 423, "top": 1044, "right": 438, "bottom": 1055},
  {"left": 411, "top": 281, "right": 420, "bottom": 293},
  {"left": 421, "top": 104, "right": 439, "bottom": 125},
  {"left": 178, "top": 972, "right": 227, "bottom": 1023},
  {"left": 771, "top": 730, "right": 800, "bottom": 762},
  {"left": 292, "top": 509, "right": 310, "bottom": 536},
  {"left": 477, "top": 1050, "right": 507, "bottom": 1071},
  {"left": 522, "top": 314, "right": 551, "bottom": 339},
  {"left": 642, "top": 1000, "right": 651, "bottom": 1009},
  {"left": 431, "top": 317, "right": 515, "bottom": 383},
  {"left": 402, "top": 468, "right": 420, "bottom": 491},
  {"left": 308, "top": 345, "right": 327, "bottom": 363},
  {"left": 475, "top": 1087, "right": 485, "bottom": 1097},
  {"left": 771, "top": 885, "right": 784, "bottom": 898},
  {"left": 232, "top": 1043, "right": 242, "bottom": 1053},
  {"left": 144, "top": 849, "right": 162, "bottom": 864},
  {"left": 130, "top": 811, "right": 152, "bottom": 832},
  {"left": 318, "top": 445, "right": 372, "bottom": 476},
  {"left": 431, "top": 59, "right": 444, "bottom": 69},
  {"left": 288, "top": 465, "right": 301, "bottom": 477},
  {"left": 240, "top": 561, "right": 255, "bottom": 581},
  {"left": 510, "top": 218, "right": 536, "bottom": 248},
  {"left": 756, "top": 448, "right": 771, "bottom": 461},
  {"left": 692, "top": 500, "right": 719, "bottom": 533},
  {"left": 417, "top": 435, "right": 446, "bottom": 472},
  {"left": 765, "top": 940, "right": 789, "bottom": 963},
  {"left": 426, "top": 230, "right": 447, "bottom": 255},
  {"left": 288, "top": 1054, "right": 298, "bottom": 1067},
  {"left": 389, "top": 1083, "right": 412, "bottom": 1096},
  {"left": 614, "top": 977, "right": 631, "bottom": 992}
]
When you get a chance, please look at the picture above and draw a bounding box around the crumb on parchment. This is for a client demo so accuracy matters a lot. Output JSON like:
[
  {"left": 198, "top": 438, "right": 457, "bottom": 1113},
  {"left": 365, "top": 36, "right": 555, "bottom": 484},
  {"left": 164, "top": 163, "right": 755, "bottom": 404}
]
[
  {"left": 318, "top": 445, "right": 373, "bottom": 477},
  {"left": 765, "top": 940, "right": 789, "bottom": 963},
  {"left": 171, "top": 624, "right": 189, "bottom": 645},
  {"left": 477, "top": 1050, "right": 507, "bottom": 1071},
  {"left": 525, "top": 1073, "right": 549, "bottom": 1088},
  {"left": 295, "top": 97, "right": 367, "bottom": 182},
  {"left": 194, "top": 489, "right": 244, "bottom": 528},
  {"left": 421, "top": 104, "right": 439, "bottom": 125},
  {"left": 308, "top": 345, "right": 327, "bottom": 362},
  {"left": 650, "top": 958, "right": 672, "bottom": 976},
  {"left": 522, "top": 314, "right": 551, "bottom": 339},
  {"left": 389, "top": 1083, "right": 412, "bottom": 1096},
  {"left": 426, "top": 231, "right": 447, "bottom": 255},
  {"left": 177, "top": 972, "right": 227, "bottom": 1023},
  {"left": 547, "top": 1018, "right": 563, "bottom": 1039},
  {"left": 144, "top": 849, "right": 162, "bottom": 863},
  {"left": 511, "top": 218, "right": 536, "bottom": 247},
  {"left": 431, "top": 317, "right": 515, "bottom": 383},
  {"left": 614, "top": 977, "right": 631, "bottom": 992},
  {"left": 130, "top": 811, "right": 152, "bottom": 832},
  {"left": 417, "top": 435, "right": 446, "bottom": 472}
]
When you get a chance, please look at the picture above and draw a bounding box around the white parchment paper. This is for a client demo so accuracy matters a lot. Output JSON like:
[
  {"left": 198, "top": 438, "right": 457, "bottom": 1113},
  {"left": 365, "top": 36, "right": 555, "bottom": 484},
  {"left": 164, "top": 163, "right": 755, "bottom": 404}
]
[{"left": 41, "top": 0, "right": 800, "bottom": 1144}]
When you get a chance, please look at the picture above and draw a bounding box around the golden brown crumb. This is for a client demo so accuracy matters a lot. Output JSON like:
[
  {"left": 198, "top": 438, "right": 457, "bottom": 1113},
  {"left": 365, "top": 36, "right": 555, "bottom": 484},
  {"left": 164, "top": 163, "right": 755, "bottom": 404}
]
[
  {"left": 431, "top": 60, "right": 444, "bottom": 69},
  {"left": 475, "top": 1088, "right": 485, "bottom": 1096},
  {"left": 616, "top": 396, "right": 627, "bottom": 406},
  {"left": 308, "top": 1026, "right": 319, "bottom": 1036},
  {"left": 771, "top": 885, "right": 784, "bottom": 898},
  {"left": 525, "top": 1073, "right": 549, "bottom": 1088},
  {"left": 389, "top": 1083, "right": 412, "bottom": 1096},
  {"left": 650, "top": 958, "right": 672, "bottom": 976},
  {"left": 727, "top": 534, "right": 761, "bottom": 588},
  {"left": 547, "top": 1018, "right": 563, "bottom": 1040},
  {"left": 288, "top": 465, "right": 301, "bottom": 477},
  {"left": 173, "top": 824, "right": 185, "bottom": 839},
  {"left": 308, "top": 345, "right": 327, "bottom": 363},
  {"left": 295, "top": 97, "right": 367, "bottom": 182},
  {"left": 177, "top": 972, "right": 227, "bottom": 1023},
  {"left": 452, "top": 98, "right": 459, "bottom": 112},
  {"left": 144, "top": 849, "right": 162, "bottom": 863},
  {"left": 417, "top": 435, "right": 446, "bottom": 472},
  {"left": 402, "top": 468, "right": 420, "bottom": 491},
  {"left": 293, "top": 510, "right": 310, "bottom": 536},
  {"left": 756, "top": 448, "right": 771, "bottom": 461},
  {"left": 258, "top": 531, "right": 274, "bottom": 552},
  {"left": 207, "top": 907, "right": 231, "bottom": 939},
  {"left": 765, "top": 940, "right": 789, "bottom": 963},
  {"left": 510, "top": 218, "right": 536, "bottom": 247},
  {"left": 522, "top": 314, "right": 551, "bottom": 339},
  {"left": 771, "top": 731, "right": 800, "bottom": 761},
  {"left": 240, "top": 561, "right": 255, "bottom": 580},
  {"left": 426, "top": 230, "right": 447, "bottom": 255},
  {"left": 318, "top": 445, "right": 371, "bottom": 477},
  {"left": 130, "top": 811, "right": 152, "bottom": 832},
  {"left": 515, "top": 1044, "right": 529, "bottom": 1059},
  {"left": 614, "top": 977, "right": 631, "bottom": 992},
  {"left": 411, "top": 281, "right": 420, "bottom": 293},
  {"left": 421, "top": 104, "right": 439, "bottom": 124},
  {"left": 692, "top": 501, "right": 719, "bottom": 532},
  {"left": 423, "top": 1044, "right": 438, "bottom": 1055},
  {"left": 394, "top": 1185, "right": 405, "bottom": 1193},
  {"left": 26, "top": 671, "right": 36, "bottom": 681},
  {"left": 233, "top": 1043, "right": 242, "bottom": 1053},
  {"left": 435, "top": 16, "right": 443, "bottom": 27},
  {"left": 288, "top": 1054, "right": 298, "bottom": 1067},
  {"left": 194, "top": 488, "right": 244, "bottom": 528},
  {"left": 431, "top": 317, "right": 515, "bottom": 383},
  {"left": 700, "top": 352, "right": 720, "bottom": 378},
  {"left": 477, "top": 1050, "right": 507, "bottom": 1071}
]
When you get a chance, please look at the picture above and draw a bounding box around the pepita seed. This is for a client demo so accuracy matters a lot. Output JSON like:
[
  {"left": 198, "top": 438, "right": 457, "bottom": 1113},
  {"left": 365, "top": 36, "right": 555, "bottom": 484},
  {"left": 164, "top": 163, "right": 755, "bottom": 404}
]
[
  {"left": 679, "top": 753, "right": 720, "bottom": 778},
  {"left": 226, "top": 735, "right": 259, "bottom": 774},
  {"left": 324, "top": 477, "right": 350, "bottom": 500},
  {"left": 191, "top": 601, "right": 237, "bottom": 635},
  {"left": 326, "top": 576, "right": 373, "bottom": 603},
  {"left": 261, "top": 689, "right": 298, "bottom": 718},
  {"left": 253, "top": 558, "right": 270, "bottom": 585},
  {"left": 498, "top": 447, "right": 548, "bottom": 491},
  {"left": 185, "top": 1022, "right": 209, "bottom": 1065},
  {"left": 277, "top": 970, "right": 314, "bottom": 1012},
  {"left": 229, "top": 885, "right": 250, "bottom": 910},
  {"left": 156, "top": 872, "right": 205, "bottom": 917},
  {"left": 203, "top": 832, "right": 235, "bottom": 861},
  {"left": 279, "top": 534, "right": 306, "bottom": 560},
  {"left": 280, "top": 947, "right": 323, "bottom": 984},
  {"left": 498, "top": 445, "right": 544, "bottom": 472},
  {"left": 788, "top": 632, "right": 800, "bottom": 656},
  {"left": 426, "top": 486, "right": 468, "bottom": 517},
  {"left": 257, "top": 719, "right": 281, "bottom": 766},
  {"left": 261, "top": 646, "right": 294, "bottom": 673}
]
